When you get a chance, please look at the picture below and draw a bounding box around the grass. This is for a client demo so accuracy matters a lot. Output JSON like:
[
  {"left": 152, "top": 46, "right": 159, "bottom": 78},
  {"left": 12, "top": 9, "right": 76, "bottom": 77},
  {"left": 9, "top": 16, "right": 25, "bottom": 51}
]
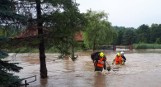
[{"left": 133, "top": 43, "right": 161, "bottom": 49}]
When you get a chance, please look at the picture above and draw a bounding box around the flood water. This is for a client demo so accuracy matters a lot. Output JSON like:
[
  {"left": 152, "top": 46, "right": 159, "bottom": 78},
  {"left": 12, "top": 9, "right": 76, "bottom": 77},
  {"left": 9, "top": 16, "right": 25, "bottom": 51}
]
[{"left": 6, "top": 49, "right": 161, "bottom": 87}]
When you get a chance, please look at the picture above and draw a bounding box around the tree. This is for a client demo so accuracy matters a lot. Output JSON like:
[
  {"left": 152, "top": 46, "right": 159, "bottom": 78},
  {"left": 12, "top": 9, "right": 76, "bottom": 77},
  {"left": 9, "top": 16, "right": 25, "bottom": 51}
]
[
  {"left": 122, "top": 29, "right": 136, "bottom": 45},
  {"left": 136, "top": 24, "right": 150, "bottom": 43},
  {"left": 35, "top": 0, "right": 47, "bottom": 79},
  {"left": 43, "top": 0, "right": 85, "bottom": 59},
  {"left": 1, "top": 0, "right": 85, "bottom": 79},
  {"left": 112, "top": 26, "right": 126, "bottom": 45},
  {"left": 112, "top": 26, "right": 137, "bottom": 45},
  {"left": 84, "top": 10, "right": 115, "bottom": 51},
  {"left": 0, "top": 49, "right": 22, "bottom": 86},
  {"left": 150, "top": 24, "right": 161, "bottom": 44},
  {"left": 15, "top": 0, "right": 85, "bottom": 78},
  {"left": 0, "top": 0, "right": 24, "bottom": 86}
]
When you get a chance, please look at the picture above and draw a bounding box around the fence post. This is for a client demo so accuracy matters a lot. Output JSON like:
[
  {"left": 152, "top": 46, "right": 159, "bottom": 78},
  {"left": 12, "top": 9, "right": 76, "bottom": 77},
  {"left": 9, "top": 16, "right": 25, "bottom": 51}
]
[
  {"left": 129, "top": 45, "right": 133, "bottom": 50},
  {"left": 25, "top": 80, "right": 27, "bottom": 87},
  {"left": 113, "top": 45, "right": 116, "bottom": 51}
]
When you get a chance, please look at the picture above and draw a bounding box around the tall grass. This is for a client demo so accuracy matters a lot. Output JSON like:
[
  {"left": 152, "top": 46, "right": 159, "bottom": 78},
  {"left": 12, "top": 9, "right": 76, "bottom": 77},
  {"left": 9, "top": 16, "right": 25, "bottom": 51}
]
[{"left": 133, "top": 43, "right": 161, "bottom": 49}]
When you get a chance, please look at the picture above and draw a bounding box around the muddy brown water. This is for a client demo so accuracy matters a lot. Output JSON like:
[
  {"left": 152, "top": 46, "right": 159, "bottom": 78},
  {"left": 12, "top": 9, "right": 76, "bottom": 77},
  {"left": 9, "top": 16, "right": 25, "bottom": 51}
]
[{"left": 6, "top": 49, "right": 161, "bottom": 87}]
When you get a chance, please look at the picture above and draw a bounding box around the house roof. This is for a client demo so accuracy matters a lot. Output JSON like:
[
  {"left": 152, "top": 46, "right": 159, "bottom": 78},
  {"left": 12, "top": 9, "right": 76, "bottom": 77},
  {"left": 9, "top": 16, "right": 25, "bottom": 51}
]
[
  {"left": 14, "top": 24, "right": 83, "bottom": 42},
  {"left": 15, "top": 25, "right": 38, "bottom": 39}
]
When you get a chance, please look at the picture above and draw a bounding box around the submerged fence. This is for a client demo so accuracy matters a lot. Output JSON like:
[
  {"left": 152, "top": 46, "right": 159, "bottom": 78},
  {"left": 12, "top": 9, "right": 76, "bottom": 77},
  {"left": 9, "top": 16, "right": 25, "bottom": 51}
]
[
  {"left": 96, "top": 45, "right": 133, "bottom": 51},
  {"left": 20, "top": 75, "right": 37, "bottom": 87}
]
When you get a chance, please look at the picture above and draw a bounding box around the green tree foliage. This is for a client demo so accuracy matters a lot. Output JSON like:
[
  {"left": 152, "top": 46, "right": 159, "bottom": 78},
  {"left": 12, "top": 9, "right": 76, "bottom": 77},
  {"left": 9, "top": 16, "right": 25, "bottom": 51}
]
[
  {"left": 0, "top": 0, "right": 27, "bottom": 38},
  {"left": 122, "top": 29, "right": 136, "bottom": 45},
  {"left": 0, "top": 0, "right": 24, "bottom": 86},
  {"left": 136, "top": 24, "right": 150, "bottom": 43},
  {"left": 0, "top": 0, "right": 25, "bottom": 24},
  {"left": 112, "top": 26, "right": 136, "bottom": 45},
  {"left": 0, "top": 49, "right": 22, "bottom": 86},
  {"left": 83, "top": 10, "right": 115, "bottom": 51},
  {"left": 112, "top": 26, "right": 126, "bottom": 45},
  {"left": 113, "top": 23, "right": 161, "bottom": 46},
  {"left": 9, "top": 0, "right": 86, "bottom": 78},
  {"left": 150, "top": 24, "right": 161, "bottom": 44},
  {"left": 44, "top": 0, "right": 85, "bottom": 57},
  {"left": 0, "top": 39, "right": 23, "bottom": 86}
]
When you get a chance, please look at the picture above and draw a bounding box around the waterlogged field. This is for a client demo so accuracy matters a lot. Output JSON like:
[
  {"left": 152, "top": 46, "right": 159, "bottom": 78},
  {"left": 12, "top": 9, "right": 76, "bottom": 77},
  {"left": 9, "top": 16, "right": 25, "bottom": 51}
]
[{"left": 7, "top": 50, "right": 161, "bottom": 87}]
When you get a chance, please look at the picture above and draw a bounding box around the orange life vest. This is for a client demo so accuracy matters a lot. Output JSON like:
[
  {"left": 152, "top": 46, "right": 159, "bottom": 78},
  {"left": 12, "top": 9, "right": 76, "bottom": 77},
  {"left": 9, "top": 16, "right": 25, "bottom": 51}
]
[
  {"left": 115, "top": 56, "right": 122, "bottom": 65},
  {"left": 96, "top": 57, "right": 104, "bottom": 68}
]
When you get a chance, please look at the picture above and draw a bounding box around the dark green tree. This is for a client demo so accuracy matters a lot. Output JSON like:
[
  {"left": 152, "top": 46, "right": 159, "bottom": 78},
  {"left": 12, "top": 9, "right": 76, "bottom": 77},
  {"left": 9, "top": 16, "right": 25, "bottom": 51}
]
[
  {"left": 44, "top": 0, "right": 85, "bottom": 59},
  {"left": 113, "top": 26, "right": 127, "bottom": 45},
  {"left": 0, "top": 0, "right": 24, "bottom": 86},
  {"left": 122, "top": 29, "right": 136, "bottom": 45},
  {"left": 14, "top": 0, "right": 86, "bottom": 78},
  {"left": 150, "top": 24, "right": 161, "bottom": 44},
  {"left": 136, "top": 24, "right": 150, "bottom": 43},
  {"left": 0, "top": 49, "right": 22, "bottom": 86}
]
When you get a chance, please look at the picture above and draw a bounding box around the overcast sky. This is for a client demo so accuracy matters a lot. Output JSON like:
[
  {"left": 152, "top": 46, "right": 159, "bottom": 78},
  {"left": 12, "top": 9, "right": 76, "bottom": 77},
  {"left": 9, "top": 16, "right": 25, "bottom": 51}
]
[{"left": 76, "top": 0, "right": 161, "bottom": 28}]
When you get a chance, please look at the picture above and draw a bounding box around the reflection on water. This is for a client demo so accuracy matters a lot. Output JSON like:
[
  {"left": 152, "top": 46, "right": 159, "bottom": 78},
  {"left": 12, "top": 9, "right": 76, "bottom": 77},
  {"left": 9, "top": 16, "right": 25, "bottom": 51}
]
[
  {"left": 7, "top": 50, "right": 161, "bottom": 87},
  {"left": 40, "top": 78, "right": 48, "bottom": 87},
  {"left": 94, "top": 72, "right": 106, "bottom": 87}
]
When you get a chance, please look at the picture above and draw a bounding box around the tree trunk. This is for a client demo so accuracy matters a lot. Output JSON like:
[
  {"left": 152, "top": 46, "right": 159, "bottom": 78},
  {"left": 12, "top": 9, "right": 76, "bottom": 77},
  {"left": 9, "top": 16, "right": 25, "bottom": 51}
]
[
  {"left": 36, "top": 0, "right": 47, "bottom": 78},
  {"left": 93, "top": 37, "right": 96, "bottom": 52},
  {"left": 71, "top": 43, "right": 75, "bottom": 58}
]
